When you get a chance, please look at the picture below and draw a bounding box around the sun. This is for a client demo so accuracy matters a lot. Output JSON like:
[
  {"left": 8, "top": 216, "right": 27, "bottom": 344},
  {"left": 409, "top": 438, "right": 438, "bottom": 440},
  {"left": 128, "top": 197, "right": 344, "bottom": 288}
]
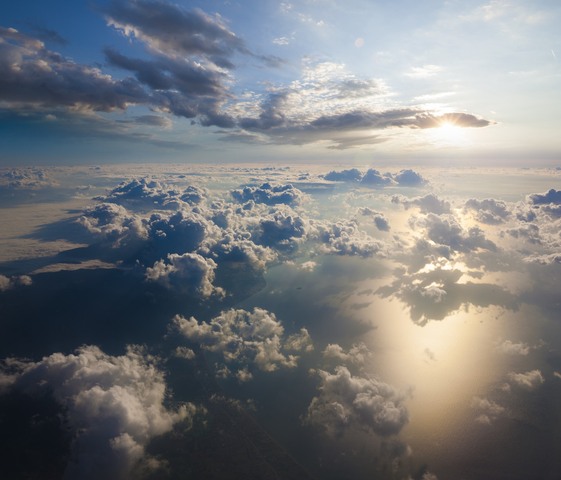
[{"left": 431, "top": 120, "right": 467, "bottom": 145}]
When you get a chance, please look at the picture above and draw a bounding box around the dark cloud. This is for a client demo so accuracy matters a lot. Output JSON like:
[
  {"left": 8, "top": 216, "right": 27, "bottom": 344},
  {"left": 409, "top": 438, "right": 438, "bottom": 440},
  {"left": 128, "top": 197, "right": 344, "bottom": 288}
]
[
  {"left": 324, "top": 168, "right": 362, "bottom": 182},
  {"left": 412, "top": 112, "right": 493, "bottom": 129},
  {"left": 394, "top": 169, "right": 426, "bottom": 186},
  {"left": 25, "top": 24, "right": 68, "bottom": 45},
  {"left": 377, "top": 267, "right": 518, "bottom": 325},
  {"left": 0, "top": 27, "right": 148, "bottom": 112},
  {"left": 528, "top": 189, "right": 561, "bottom": 205},
  {"left": 102, "top": 2, "right": 250, "bottom": 63},
  {"left": 361, "top": 168, "right": 394, "bottom": 186}
]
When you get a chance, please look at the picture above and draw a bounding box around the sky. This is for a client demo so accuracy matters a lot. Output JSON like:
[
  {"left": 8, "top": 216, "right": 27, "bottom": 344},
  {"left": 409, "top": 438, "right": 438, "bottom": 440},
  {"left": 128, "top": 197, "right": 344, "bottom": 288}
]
[
  {"left": 1, "top": 0, "right": 560, "bottom": 165},
  {"left": 2, "top": 2, "right": 561, "bottom": 480}
]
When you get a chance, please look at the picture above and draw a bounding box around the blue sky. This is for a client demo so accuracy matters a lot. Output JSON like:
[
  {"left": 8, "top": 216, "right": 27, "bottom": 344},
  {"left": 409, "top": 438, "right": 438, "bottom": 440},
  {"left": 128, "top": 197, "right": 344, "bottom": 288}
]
[{"left": 1, "top": 0, "right": 560, "bottom": 164}]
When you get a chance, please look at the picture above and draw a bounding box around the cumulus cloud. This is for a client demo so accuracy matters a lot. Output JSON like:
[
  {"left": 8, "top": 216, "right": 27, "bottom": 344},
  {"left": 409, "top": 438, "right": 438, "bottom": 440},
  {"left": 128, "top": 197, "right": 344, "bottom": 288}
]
[
  {"left": 394, "top": 169, "right": 427, "bottom": 186},
  {"left": 98, "top": 178, "right": 207, "bottom": 209},
  {"left": 413, "top": 213, "right": 497, "bottom": 254},
  {"left": 465, "top": 198, "right": 511, "bottom": 224},
  {"left": 145, "top": 252, "right": 223, "bottom": 298},
  {"left": 0, "top": 345, "right": 197, "bottom": 480},
  {"left": 0, "top": 167, "right": 57, "bottom": 189},
  {"left": 231, "top": 182, "right": 305, "bottom": 206},
  {"left": 304, "top": 366, "right": 408, "bottom": 437},
  {"left": 377, "top": 266, "right": 517, "bottom": 325},
  {"left": 322, "top": 343, "right": 371, "bottom": 367},
  {"left": 172, "top": 308, "right": 309, "bottom": 375},
  {"left": 317, "top": 220, "right": 385, "bottom": 257},
  {"left": 359, "top": 207, "right": 390, "bottom": 231},
  {"left": 77, "top": 202, "right": 148, "bottom": 247},
  {"left": 472, "top": 396, "right": 505, "bottom": 424},
  {"left": 324, "top": 168, "right": 362, "bottom": 182},
  {"left": 392, "top": 193, "right": 451, "bottom": 214},
  {"left": 360, "top": 169, "right": 395, "bottom": 186},
  {"left": 0, "top": 274, "right": 32, "bottom": 292},
  {"left": 507, "top": 369, "right": 544, "bottom": 390}
]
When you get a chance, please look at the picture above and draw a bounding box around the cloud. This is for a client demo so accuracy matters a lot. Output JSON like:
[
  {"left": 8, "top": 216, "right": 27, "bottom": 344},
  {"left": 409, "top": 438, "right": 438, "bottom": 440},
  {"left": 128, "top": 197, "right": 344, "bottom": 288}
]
[
  {"left": 472, "top": 396, "right": 505, "bottom": 424},
  {"left": 145, "top": 252, "right": 224, "bottom": 298},
  {"left": 324, "top": 168, "right": 363, "bottom": 182},
  {"left": 507, "top": 369, "right": 544, "bottom": 390},
  {"left": 322, "top": 343, "right": 371, "bottom": 367},
  {"left": 528, "top": 189, "right": 561, "bottom": 205},
  {"left": 304, "top": 366, "right": 408, "bottom": 437},
  {"left": 172, "top": 307, "right": 309, "bottom": 375},
  {"left": 497, "top": 340, "right": 531, "bottom": 356},
  {"left": 0, "top": 167, "right": 58, "bottom": 189},
  {"left": 317, "top": 220, "right": 386, "bottom": 257},
  {"left": 0, "top": 274, "right": 32, "bottom": 291},
  {"left": 392, "top": 193, "right": 451, "bottom": 214},
  {"left": 465, "top": 198, "right": 511, "bottom": 224},
  {"left": 98, "top": 177, "right": 207, "bottom": 209},
  {"left": 0, "top": 345, "right": 197, "bottom": 480},
  {"left": 394, "top": 169, "right": 427, "bottom": 186},
  {"left": 413, "top": 213, "right": 497, "bottom": 254},
  {"left": 377, "top": 266, "right": 518, "bottom": 325},
  {"left": 359, "top": 208, "right": 390, "bottom": 231},
  {"left": 360, "top": 169, "right": 395, "bottom": 186},
  {"left": 0, "top": 27, "right": 148, "bottom": 113},
  {"left": 231, "top": 182, "right": 306, "bottom": 206}
]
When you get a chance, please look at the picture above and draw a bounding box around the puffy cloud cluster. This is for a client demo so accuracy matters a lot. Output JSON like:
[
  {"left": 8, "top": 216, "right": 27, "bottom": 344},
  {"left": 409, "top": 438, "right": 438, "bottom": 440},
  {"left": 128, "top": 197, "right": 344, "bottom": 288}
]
[
  {"left": 0, "top": 345, "right": 197, "bottom": 480},
  {"left": 0, "top": 167, "right": 57, "bottom": 189},
  {"left": 304, "top": 366, "right": 408, "bottom": 437},
  {"left": 412, "top": 213, "right": 496, "bottom": 254},
  {"left": 507, "top": 370, "right": 544, "bottom": 390},
  {"left": 359, "top": 207, "right": 390, "bottom": 231},
  {"left": 0, "top": 274, "right": 32, "bottom": 291},
  {"left": 322, "top": 343, "right": 371, "bottom": 367},
  {"left": 323, "top": 168, "right": 426, "bottom": 187},
  {"left": 77, "top": 202, "right": 148, "bottom": 247},
  {"left": 317, "top": 220, "right": 385, "bottom": 257},
  {"left": 471, "top": 396, "right": 505, "bottom": 425},
  {"left": 464, "top": 198, "right": 511, "bottom": 224},
  {"left": 172, "top": 308, "right": 312, "bottom": 377},
  {"left": 377, "top": 266, "right": 517, "bottom": 325},
  {"left": 98, "top": 178, "right": 207, "bottom": 209},
  {"left": 145, "top": 252, "right": 223, "bottom": 297},
  {"left": 231, "top": 182, "right": 306, "bottom": 206},
  {"left": 392, "top": 193, "right": 451, "bottom": 214}
]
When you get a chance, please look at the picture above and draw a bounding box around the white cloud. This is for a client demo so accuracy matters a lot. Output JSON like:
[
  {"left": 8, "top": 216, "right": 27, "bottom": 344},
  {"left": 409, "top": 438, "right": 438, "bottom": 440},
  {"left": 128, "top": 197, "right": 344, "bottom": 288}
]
[
  {"left": 145, "top": 252, "right": 224, "bottom": 298},
  {"left": 322, "top": 343, "right": 371, "bottom": 367},
  {"left": 507, "top": 369, "right": 544, "bottom": 390},
  {"left": 231, "top": 182, "right": 306, "bottom": 206},
  {"left": 1, "top": 345, "right": 198, "bottom": 480},
  {"left": 304, "top": 366, "right": 408, "bottom": 437},
  {"left": 172, "top": 308, "right": 310, "bottom": 375}
]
